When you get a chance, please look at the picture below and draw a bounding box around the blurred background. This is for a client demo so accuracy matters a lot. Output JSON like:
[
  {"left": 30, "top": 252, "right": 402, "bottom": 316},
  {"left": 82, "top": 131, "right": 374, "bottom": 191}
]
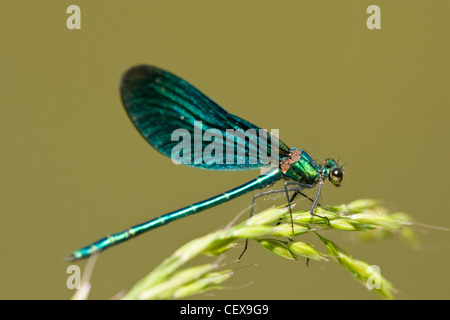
[{"left": 0, "top": 1, "right": 448, "bottom": 299}]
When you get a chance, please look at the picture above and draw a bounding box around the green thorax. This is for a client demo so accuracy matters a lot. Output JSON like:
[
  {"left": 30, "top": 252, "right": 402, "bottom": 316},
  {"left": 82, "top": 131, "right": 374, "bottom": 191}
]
[{"left": 280, "top": 148, "right": 321, "bottom": 185}]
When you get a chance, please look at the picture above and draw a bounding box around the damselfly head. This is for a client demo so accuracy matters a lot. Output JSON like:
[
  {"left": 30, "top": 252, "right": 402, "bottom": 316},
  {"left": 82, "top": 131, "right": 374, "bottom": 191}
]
[{"left": 323, "top": 158, "right": 344, "bottom": 187}]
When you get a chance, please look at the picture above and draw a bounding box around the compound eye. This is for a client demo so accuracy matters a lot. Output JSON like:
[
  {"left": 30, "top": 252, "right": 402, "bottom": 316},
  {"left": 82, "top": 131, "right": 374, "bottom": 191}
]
[{"left": 330, "top": 168, "right": 343, "bottom": 186}]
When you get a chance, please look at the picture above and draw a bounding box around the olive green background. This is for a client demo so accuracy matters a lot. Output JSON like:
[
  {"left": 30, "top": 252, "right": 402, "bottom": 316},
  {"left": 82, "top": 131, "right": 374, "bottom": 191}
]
[{"left": 1, "top": 1, "right": 448, "bottom": 299}]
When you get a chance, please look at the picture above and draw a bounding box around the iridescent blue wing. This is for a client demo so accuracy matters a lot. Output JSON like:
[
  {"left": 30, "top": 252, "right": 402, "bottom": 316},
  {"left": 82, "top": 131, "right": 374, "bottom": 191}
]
[{"left": 120, "top": 65, "right": 290, "bottom": 170}]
